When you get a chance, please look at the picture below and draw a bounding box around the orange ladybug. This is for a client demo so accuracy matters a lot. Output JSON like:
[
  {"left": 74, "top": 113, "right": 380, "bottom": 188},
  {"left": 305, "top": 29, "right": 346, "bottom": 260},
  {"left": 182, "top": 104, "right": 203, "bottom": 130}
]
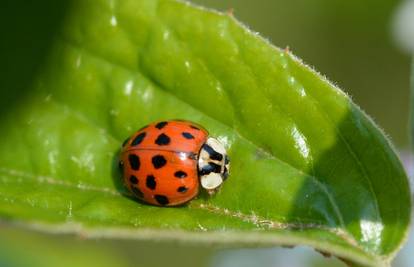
[{"left": 119, "top": 120, "right": 230, "bottom": 206}]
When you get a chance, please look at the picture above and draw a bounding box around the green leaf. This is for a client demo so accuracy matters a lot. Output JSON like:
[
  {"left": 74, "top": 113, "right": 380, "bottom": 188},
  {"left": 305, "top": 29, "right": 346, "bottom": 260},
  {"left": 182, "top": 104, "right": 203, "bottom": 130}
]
[{"left": 0, "top": 0, "right": 410, "bottom": 266}]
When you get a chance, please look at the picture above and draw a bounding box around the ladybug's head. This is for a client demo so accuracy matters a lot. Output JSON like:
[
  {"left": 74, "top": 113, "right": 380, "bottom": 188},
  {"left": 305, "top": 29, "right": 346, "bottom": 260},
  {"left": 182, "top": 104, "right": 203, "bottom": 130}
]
[{"left": 198, "top": 137, "right": 230, "bottom": 193}]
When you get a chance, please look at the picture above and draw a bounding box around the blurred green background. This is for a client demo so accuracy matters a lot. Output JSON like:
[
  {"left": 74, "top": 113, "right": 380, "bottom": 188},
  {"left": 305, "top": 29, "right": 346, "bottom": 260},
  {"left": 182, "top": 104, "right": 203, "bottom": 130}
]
[{"left": 0, "top": 0, "right": 411, "bottom": 267}]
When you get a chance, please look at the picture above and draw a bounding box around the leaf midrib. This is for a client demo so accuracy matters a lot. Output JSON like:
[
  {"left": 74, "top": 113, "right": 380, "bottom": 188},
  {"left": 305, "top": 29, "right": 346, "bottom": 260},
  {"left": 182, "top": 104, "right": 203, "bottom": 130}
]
[{"left": 0, "top": 166, "right": 360, "bottom": 249}]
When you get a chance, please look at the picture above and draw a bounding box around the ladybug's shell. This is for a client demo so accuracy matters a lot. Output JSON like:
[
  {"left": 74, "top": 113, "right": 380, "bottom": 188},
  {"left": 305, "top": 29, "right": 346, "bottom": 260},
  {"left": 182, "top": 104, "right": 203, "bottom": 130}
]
[{"left": 120, "top": 120, "right": 208, "bottom": 206}]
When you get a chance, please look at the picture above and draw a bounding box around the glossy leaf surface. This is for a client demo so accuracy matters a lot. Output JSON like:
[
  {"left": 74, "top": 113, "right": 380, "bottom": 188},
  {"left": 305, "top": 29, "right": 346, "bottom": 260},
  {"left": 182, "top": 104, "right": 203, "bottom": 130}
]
[{"left": 0, "top": 0, "right": 410, "bottom": 266}]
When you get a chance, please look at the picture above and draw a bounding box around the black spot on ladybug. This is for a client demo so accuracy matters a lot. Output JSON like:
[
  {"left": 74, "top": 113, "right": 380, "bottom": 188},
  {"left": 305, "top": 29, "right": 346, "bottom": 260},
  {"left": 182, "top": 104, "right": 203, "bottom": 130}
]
[
  {"left": 128, "top": 154, "right": 140, "bottom": 170},
  {"left": 122, "top": 137, "right": 129, "bottom": 147},
  {"left": 199, "top": 162, "right": 221, "bottom": 175},
  {"left": 118, "top": 160, "right": 124, "bottom": 172},
  {"left": 182, "top": 132, "right": 194, "bottom": 139},
  {"left": 152, "top": 155, "right": 167, "bottom": 169},
  {"left": 174, "top": 170, "right": 187, "bottom": 178},
  {"left": 132, "top": 186, "right": 144, "bottom": 198},
  {"left": 190, "top": 125, "right": 200, "bottom": 130},
  {"left": 155, "top": 133, "right": 170, "bottom": 146},
  {"left": 131, "top": 132, "right": 146, "bottom": 146},
  {"left": 146, "top": 175, "right": 156, "bottom": 190},
  {"left": 177, "top": 186, "right": 188, "bottom": 193},
  {"left": 155, "top": 121, "right": 168, "bottom": 129},
  {"left": 203, "top": 144, "right": 223, "bottom": 161},
  {"left": 129, "top": 175, "right": 138, "bottom": 184},
  {"left": 154, "top": 194, "right": 169, "bottom": 205}
]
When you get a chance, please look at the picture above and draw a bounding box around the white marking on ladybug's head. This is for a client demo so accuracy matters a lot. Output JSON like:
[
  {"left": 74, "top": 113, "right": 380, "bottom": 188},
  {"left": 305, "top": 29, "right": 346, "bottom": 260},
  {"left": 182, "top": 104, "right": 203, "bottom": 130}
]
[
  {"left": 201, "top": 172, "right": 223, "bottom": 190},
  {"left": 206, "top": 137, "right": 226, "bottom": 154},
  {"left": 198, "top": 137, "right": 230, "bottom": 191}
]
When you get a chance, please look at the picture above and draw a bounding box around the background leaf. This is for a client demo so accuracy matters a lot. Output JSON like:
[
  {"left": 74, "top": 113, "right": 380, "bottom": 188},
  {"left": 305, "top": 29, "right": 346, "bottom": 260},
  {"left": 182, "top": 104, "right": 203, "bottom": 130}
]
[
  {"left": 0, "top": 224, "right": 214, "bottom": 267},
  {"left": 0, "top": 0, "right": 410, "bottom": 266}
]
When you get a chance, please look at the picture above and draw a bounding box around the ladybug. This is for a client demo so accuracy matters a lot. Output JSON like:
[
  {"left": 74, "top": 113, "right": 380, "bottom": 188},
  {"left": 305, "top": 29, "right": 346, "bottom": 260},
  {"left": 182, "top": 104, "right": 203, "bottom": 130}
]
[{"left": 119, "top": 120, "right": 230, "bottom": 206}]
